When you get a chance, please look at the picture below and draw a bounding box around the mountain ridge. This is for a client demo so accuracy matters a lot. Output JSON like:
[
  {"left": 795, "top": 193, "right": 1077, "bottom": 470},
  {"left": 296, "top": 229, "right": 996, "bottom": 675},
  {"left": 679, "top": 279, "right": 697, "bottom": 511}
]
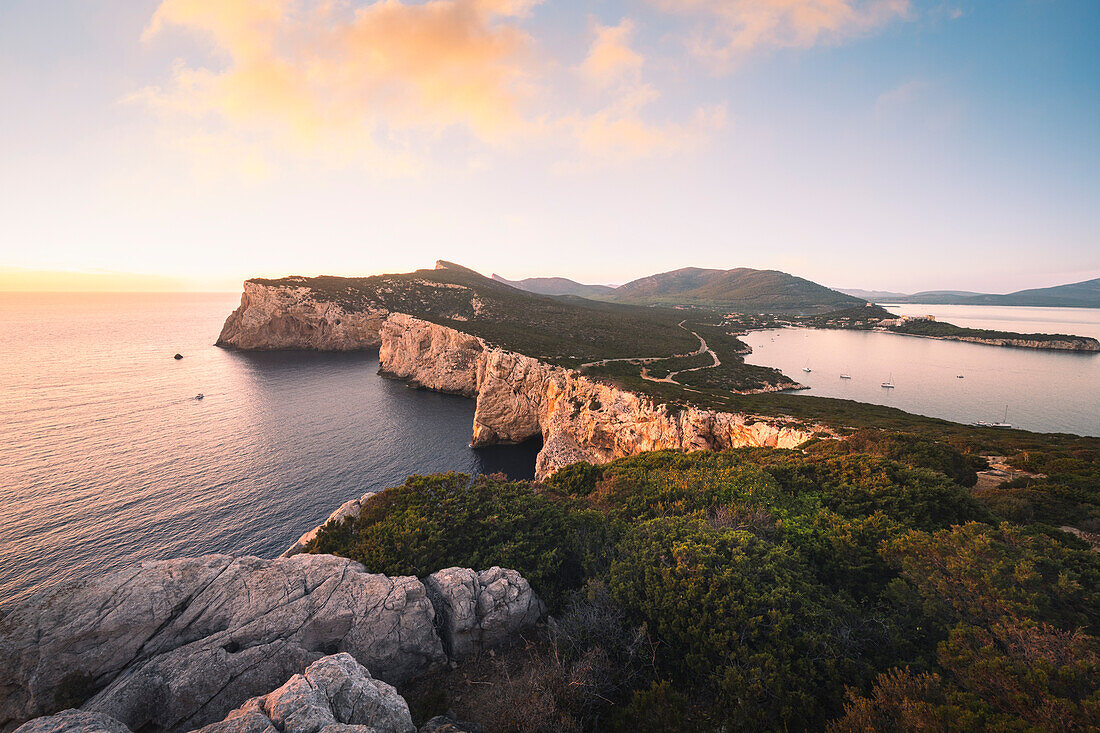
[
  {"left": 498, "top": 265, "right": 861, "bottom": 313},
  {"left": 839, "top": 277, "right": 1100, "bottom": 308}
]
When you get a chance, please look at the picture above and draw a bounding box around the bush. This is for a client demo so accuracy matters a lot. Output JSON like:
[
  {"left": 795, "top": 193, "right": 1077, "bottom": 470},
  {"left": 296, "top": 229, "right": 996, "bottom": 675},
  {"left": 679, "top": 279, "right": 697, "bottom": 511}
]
[
  {"left": 606, "top": 517, "right": 864, "bottom": 729},
  {"left": 308, "top": 472, "right": 584, "bottom": 607},
  {"left": 307, "top": 445, "right": 1100, "bottom": 731}
]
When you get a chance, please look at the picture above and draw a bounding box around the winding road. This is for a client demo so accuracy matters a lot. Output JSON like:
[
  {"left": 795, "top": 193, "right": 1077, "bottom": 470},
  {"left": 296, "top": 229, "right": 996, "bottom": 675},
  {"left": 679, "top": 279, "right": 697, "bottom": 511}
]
[{"left": 579, "top": 320, "right": 722, "bottom": 386}]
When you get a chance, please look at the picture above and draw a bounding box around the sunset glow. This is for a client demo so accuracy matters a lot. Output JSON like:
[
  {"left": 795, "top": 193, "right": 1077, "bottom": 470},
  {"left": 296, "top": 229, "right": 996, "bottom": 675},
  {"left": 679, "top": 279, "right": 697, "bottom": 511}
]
[{"left": 1, "top": 0, "right": 1097, "bottom": 291}]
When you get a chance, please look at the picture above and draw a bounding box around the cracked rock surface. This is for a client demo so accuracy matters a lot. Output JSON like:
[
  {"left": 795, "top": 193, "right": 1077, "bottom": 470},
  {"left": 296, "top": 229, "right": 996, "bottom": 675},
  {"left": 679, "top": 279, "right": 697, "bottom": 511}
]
[
  {"left": 0, "top": 555, "right": 444, "bottom": 733},
  {"left": 424, "top": 568, "right": 545, "bottom": 661},
  {"left": 16, "top": 655, "right": 415, "bottom": 733},
  {"left": 1, "top": 557, "right": 543, "bottom": 733}
]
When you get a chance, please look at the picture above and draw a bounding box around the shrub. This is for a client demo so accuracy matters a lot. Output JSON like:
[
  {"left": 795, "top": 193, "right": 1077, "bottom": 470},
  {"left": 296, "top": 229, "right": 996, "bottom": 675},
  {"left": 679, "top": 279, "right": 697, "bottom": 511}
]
[{"left": 308, "top": 472, "right": 583, "bottom": 607}]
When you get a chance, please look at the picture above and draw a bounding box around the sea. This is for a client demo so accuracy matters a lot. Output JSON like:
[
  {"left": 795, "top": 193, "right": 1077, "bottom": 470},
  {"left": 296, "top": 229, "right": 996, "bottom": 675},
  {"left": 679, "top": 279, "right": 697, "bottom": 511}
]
[
  {"left": 742, "top": 304, "right": 1100, "bottom": 437},
  {"left": 0, "top": 293, "right": 539, "bottom": 608},
  {"left": 2, "top": 295, "right": 1098, "bottom": 608}
]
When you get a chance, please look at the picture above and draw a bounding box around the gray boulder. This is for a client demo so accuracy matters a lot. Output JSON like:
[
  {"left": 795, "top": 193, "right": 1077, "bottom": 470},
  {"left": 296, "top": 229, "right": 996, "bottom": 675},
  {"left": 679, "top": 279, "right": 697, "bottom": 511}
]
[
  {"left": 13, "top": 711, "right": 131, "bottom": 733},
  {"left": 194, "top": 654, "right": 414, "bottom": 733},
  {"left": 15, "top": 655, "right": 415, "bottom": 733},
  {"left": 0, "top": 555, "right": 445, "bottom": 733},
  {"left": 424, "top": 567, "right": 545, "bottom": 660}
]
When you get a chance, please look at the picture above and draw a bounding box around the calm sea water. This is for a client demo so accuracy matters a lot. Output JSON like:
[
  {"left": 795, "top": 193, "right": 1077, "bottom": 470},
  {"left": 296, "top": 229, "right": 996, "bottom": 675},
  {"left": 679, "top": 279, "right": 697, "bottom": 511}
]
[
  {"left": 742, "top": 305, "right": 1100, "bottom": 436},
  {"left": 0, "top": 293, "right": 538, "bottom": 608}
]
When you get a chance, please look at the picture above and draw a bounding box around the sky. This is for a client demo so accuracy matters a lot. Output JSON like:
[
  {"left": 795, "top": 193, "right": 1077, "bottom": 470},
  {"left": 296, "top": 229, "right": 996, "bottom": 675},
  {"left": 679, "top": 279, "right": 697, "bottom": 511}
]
[{"left": 0, "top": 0, "right": 1097, "bottom": 293}]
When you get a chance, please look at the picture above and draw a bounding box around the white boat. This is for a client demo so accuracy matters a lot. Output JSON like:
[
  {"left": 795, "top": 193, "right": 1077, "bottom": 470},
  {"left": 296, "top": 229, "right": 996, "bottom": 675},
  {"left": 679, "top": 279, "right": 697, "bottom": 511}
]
[
  {"left": 973, "top": 406, "right": 1011, "bottom": 429},
  {"left": 881, "top": 373, "right": 894, "bottom": 388},
  {"left": 840, "top": 374, "right": 851, "bottom": 379},
  {"left": 803, "top": 367, "right": 812, "bottom": 373}
]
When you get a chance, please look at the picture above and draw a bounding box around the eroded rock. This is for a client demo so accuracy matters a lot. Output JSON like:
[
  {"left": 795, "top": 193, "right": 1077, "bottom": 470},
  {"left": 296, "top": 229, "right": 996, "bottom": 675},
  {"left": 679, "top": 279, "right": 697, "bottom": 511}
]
[
  {"left": 377, "top": 314, "right": 818, "bottom": 479},
  {"left": 217, "top": 282, "right": 387, "bottom": 351},
  {"left": 13, "top": 711, "right": 132, "bottom": 733},
  {"left": 0, "top": 555, "right": 445, "bottom": 733},
  {"left": 425, "top": 568, "right": 545, "bottom": 661},
  {"left": 194, "top": 654, "right": 414, "bottom": 733}
]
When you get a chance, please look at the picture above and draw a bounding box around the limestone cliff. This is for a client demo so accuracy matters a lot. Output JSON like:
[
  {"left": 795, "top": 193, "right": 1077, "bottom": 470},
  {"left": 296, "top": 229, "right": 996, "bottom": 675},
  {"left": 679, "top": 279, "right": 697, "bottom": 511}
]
[
  {"left": 948, "top": 335, "right": 1100, "bottom": 351},
  {"left": 217, "top": 281, "right": 388, "bottom": 350},
  {"left": 378, "top": 314, "right": 816, "bottom": 479}
]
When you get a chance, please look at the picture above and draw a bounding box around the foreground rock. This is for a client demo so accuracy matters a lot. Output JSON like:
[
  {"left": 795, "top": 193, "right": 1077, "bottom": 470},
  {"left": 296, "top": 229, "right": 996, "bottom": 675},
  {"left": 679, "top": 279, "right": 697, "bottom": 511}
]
[
  {"left": 16, "top": 655, "right": 415, "bottom": 733},
  {"left": 380, "top": 314, "right": 816, "bottom": 479},
  {"left": 193, "top": 654, "right": 415, "bottom": 733},
  {"left": 1, "top": 556, "right": 543, "bottom": 733},
  {"left": 13, "top": 712, "right": 131, "bottom": 733},
  {"left": 425, "top": 568, "right": 545, "bottom": 661}
]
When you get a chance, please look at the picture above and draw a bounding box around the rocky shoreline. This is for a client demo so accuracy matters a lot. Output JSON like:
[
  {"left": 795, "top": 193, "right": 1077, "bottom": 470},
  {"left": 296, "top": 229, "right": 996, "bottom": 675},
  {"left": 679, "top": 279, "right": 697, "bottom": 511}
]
[
  {"left": 217, "top": 281, "right": 819, "bottom": 480},
  {"left": 879, "top": 328, "right": 1100, "bottom": 352},
  {"left": 2, "top": 555, "right": 543, "bottom": 733},
  {"left": 379, "top": 314, "right": 815, "bottom": 479}
]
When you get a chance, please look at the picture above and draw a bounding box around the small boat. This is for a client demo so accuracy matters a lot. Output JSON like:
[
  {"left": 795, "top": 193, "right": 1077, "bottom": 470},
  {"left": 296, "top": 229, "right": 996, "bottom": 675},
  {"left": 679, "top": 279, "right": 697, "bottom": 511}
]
[
  {"left": 802, "top": 367, "right": 812, "bottom": 373},
  {"left": 881, "top": 373, "right": 895, "bottom": 388},
  {"left": 195, "top": 393, "right": 204, "bottom": 400},
  {"left": 840, "top": 374, "right": 851, "bottom": 379},
  {"left": 973, "top": 406, "right": 1011, "bottom": 429},
  {"left": 957, "top": 375, "right": 964, "bottom": 379}
]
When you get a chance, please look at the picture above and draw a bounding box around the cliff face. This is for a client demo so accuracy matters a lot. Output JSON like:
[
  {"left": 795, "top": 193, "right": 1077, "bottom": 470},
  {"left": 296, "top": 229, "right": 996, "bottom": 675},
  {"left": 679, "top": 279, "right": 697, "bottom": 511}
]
[
  {"left": 378, "top": 314, "right": 815, "bottom": 479},
  {"left": 952, "top": 336, "right": 1100, "bottom": 351},
  {"left": 217, "top": 281, "right": 388, "bottom": 350}
]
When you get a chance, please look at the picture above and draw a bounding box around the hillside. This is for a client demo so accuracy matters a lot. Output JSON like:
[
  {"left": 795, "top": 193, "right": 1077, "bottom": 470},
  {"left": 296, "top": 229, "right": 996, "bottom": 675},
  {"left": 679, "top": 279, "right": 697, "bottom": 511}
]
[
  {"left": 242, "top": 261, "right": 795, "bottom": 391},
  {"left": 842, "top": 277, "right": 1100, "bottom": 308},
  {"left": 610, "top": 266, "right": 862, "bottom": 312},
  {"left": 491, "top": 273, "right": 615, "bottom": 298}
]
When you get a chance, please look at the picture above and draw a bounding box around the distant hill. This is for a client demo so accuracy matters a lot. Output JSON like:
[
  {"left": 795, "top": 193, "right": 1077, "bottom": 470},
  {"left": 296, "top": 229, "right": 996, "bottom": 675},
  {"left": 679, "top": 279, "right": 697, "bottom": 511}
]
[
  {"left": 491, "top": 274, "right": 615, "bottom": 298},
  {"left": 842, "top": 278, "right": 1100, "bottom": 308},
  {"left": 609, "top": 267, "right": 861, "bottom": 313},
  {"left": 839, "top": 289, "right": 910, "bottom": 301}
]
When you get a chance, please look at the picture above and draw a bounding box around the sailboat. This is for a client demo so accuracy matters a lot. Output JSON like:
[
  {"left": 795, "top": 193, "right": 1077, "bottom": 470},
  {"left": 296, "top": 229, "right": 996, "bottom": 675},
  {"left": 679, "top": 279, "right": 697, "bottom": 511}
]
[
  {"left": 973, "top": 405, "right": 1011, "bottom": 429},
  {"left": 881, "top": 374, "right": 895, "bottom": 388},
  {"left": 802, "top": 360, "right": 812, "bottom": 373},
  {"left": 840, "top": 374, "right": 852, "bottom": 379}
]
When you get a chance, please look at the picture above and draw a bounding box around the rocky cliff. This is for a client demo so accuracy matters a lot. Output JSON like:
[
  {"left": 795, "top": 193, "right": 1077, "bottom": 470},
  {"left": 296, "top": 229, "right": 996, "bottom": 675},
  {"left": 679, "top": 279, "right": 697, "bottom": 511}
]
[
  {"left": 882, "top": 327, "right": 1100, "bottom": 352},
  {"left": 217, "top": 281, "right": 388, "bottom": 350},
  {"left": 951, "top": 335, "right": 1100, "bottom": 351},
  {"left": 0, "top": 555, "right": 543, "bottom": 733},
  {"left": 378, "top": 314, "right": 816, "bottom": 479}
]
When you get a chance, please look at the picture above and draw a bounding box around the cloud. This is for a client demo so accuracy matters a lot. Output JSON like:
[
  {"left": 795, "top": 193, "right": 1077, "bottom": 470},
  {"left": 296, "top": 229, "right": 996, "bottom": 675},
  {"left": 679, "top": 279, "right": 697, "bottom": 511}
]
[
  {"left": 650, "top": 0, "right": 911, "bottom": 69},
  {"left": 578, "top": 19, "right": 644, "bottom": 88},
  {"left": 561, "top": 18, "right": 725, "bottom": 167},
  {"left": 137, "top": 1, "right": 726, "bottom": 174},
  {"left": 137, "top": 0, "right": 542, "bottom": 172}
]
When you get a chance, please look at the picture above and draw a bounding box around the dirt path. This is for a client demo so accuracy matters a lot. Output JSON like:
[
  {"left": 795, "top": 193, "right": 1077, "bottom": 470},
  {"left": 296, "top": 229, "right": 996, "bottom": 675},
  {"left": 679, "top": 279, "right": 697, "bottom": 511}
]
[
  {"left": 577, "top": 320, "right": 723, "bottom": 386},
  {"left": 578, "top": 320, "right": 707, "bottom": 369}
]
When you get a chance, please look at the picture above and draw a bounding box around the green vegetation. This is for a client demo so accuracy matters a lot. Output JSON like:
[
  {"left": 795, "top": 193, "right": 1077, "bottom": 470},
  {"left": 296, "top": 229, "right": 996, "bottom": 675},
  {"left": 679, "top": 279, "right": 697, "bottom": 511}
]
[
  {"left": 885, "top": 318, "right": 1099, "bottom": 347},
  {"left": 604, "top": 266, "right": 861, "bottom": 313},
  {"left": 307, "top": 437, "right": 1100, "bottom": 731},
  {"left": 253, "top": 265, "right": 701, "bottom": 368}
]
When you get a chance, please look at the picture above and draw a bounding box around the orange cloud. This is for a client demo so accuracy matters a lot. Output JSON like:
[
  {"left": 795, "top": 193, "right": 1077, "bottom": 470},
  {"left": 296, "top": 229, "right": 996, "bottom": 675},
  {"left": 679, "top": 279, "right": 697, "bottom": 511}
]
[
  {"left": 578, "top": 19, "right": 644, "bottom": 88},
  {"left": 137, "top": 1, "right": 727, "bottom": 173},
  {"left": 139, "top": 0, "right": 540, "bottom": 157},
  {"left": 652, "top": 0, "right": 910, "bottom": 68}
]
